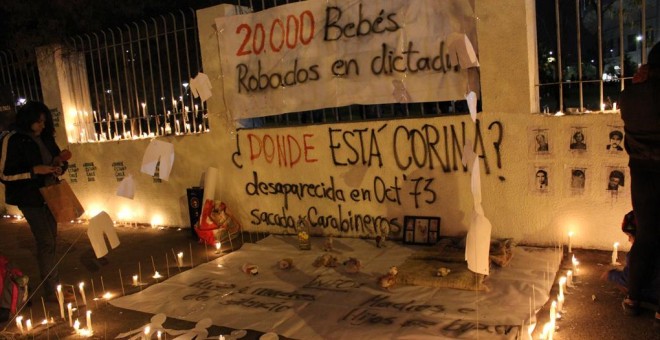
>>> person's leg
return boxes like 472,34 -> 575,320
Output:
627,168 -> 660,314
19,205 -> 59,297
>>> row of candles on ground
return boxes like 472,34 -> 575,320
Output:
12,242 -> 222,337
533,257 -> 579,340
568,231 -> 621,265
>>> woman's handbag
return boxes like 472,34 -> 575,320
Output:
39,179 -> 85,223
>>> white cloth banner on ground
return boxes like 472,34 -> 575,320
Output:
111,236 -> 562,339
215,0 -> 476,119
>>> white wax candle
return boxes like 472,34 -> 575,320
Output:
612,242 -> 619,264
157,330 -> 162,340
215,242 -> 222,252
25,319 -> 32,332
133,275 -> 139,286
86,310 -> 93,333
572,255 -> 579,275
73,318 -> 80,331
16,315 -> 24,334
79,282 -> 87,306
143,325 -> 151,340
558,277 -> 566,298
67,303 -> 73,327
177,252 -> 184,267
567,270 -> 574,287
557,294 -> 564,312
568,231 -> 573,253
549,300 -> 557,325
56,285 -> 65,319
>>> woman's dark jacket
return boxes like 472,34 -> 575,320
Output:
0,130 -> 66,207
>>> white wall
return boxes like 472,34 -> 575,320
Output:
3,0 -> 632,251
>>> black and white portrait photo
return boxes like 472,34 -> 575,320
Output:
606,129 -> 624,152
569,128 -> 587,151
532,166 -> 551,193
530,127 -> 550,154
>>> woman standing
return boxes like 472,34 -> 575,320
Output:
0,101 -> 68,301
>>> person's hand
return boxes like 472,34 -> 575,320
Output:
633,64 -> 649,83
32,165 -> 57,175
53,166 -> 63,176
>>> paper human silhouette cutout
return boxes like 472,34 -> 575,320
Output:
141,139 -> 174,181
87,211 -> 120,258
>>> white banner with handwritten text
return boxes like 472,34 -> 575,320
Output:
215,0 -> 477,119
111,236 -> 560,339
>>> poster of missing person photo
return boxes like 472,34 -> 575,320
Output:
529,127 -> 551,155
568,166 -> 587,195
606,125 -> 625,154
605,165 -> 628,194
569,126 -> 588,152
531,164 -> 551,194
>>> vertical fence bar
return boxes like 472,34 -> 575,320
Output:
597,0 -> 604,110
554,0 -> 564,112
576,0 -> 584,112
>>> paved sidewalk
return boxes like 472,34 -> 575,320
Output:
0,217 -> 657,339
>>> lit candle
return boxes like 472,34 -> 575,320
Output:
550,300 -> 557,325
67,303 -> 73,327
56,285 -> 65,319
572,255 -> 579,275
133,275 -> 139,286
157,330 -> 162,340
215,242 -> 222,253
25,319 -> 32,332
568,231 -> 573,253
86,310 -> 93,333
613,102 -> 618,111
102,292 -> 113,300
143,325 -> 151,340
153,271 -> 162,279
177,252 -> 184,267
73,319 -> 80,332
612,242 -> 619,265
15,315 -> 24,334
567,270 -> 574,287
540,321 -> 553,340
79,282 -> 87,306
557,294 -> 565,312
558,276 -> 566,298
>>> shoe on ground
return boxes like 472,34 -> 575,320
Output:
622,297 -> 641,316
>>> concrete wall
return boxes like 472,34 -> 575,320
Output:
5,0 -> 632,251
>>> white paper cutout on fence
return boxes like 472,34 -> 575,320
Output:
447,33 -> 480,68
116,174 -> 135,199
466,91 -> 478,122
465,157 -> 492,275
140,139 -> 175,181
392,80 -> 412,103
190,73 -> 213,102
466,208 -> 492,275
87,211 -> 120,258
461,139 -> 476,168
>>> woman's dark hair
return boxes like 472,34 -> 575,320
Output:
15,101 -> 55,137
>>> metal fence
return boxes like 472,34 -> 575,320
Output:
0,50 -> 43,104
537,0 -> 658,114
65,9 -> 208,142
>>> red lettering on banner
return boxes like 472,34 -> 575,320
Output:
248,133 -> 318,168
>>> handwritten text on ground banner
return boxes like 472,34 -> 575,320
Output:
215,0 -> 476,119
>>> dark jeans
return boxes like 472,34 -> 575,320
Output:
19,204 -> 60,296
628,167 -> 660,308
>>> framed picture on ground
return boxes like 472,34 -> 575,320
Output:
403,216 -> 441,245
